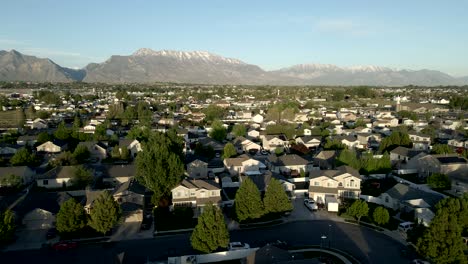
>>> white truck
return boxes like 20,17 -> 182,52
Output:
326,196 -> 339,212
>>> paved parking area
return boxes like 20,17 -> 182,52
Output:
287,198 -> 339,222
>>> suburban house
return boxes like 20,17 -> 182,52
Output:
171,179 -> 222,215
16,135 -> 38,146
261,135 -> 288,152
232,136 -> 261,154
0,144 -> 20,156
267,154 -> 309,175
308,165 -> 362,204
408,133 -> 431,151
389,146 -> 422,163
295,136 -> 321,149
29,118 -> 48,130
379,183 -> 444,223
113,178 -> 146,223
119,139 -> 142,158
98,164 -> 136,186
247,129 -> 260,139
77,141 -> 108,161
36,139 -> 68,153
224,154 -> 267,176
334,135 -> 361,149
314,150 -> 337,169
187,159 -> 209,178
36,166 -> 78,189
0,166 -> 35,186
417,154 -> 468,177
198,137 -> 225,152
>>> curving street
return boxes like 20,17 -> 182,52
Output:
1,220 -> 409,264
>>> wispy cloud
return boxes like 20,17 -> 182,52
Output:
314,18 -> 370,36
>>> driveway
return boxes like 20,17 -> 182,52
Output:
5,228 -> 48,251
287,198 -> 335,221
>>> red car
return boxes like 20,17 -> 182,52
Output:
52,241 -> 78,250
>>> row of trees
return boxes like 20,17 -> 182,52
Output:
379,131 -> 412,153
235,178 -> 292,222
56,191 -> 121,236
346,199 -> 390,226
336,149 -> 392,175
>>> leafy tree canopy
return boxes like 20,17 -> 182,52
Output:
190,204 -> 229,253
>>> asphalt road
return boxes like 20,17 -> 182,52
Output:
1,220 -> 409,264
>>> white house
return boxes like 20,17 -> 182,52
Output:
171,179 -> 222,216
308,166 -> 362,203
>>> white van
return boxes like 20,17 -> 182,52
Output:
398,222 -> 414,232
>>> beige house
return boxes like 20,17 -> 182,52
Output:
232,136 -> 261,153
308,166 -> 362,204
224,154 -> 266,176
418,155 -> 468,177
0,166 -> 35,186
295,136 -> 321,149
36,166 -> 80,189
77,141 -> 107,161
119,139 -> 142,158
267,154 -> 309,175
36,140 -> 68,153
171,179 -> 222,215
261,135 -> 287,152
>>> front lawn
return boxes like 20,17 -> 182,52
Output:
154,207 -> 197,231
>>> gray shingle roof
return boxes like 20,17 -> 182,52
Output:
384,183 -> 444,208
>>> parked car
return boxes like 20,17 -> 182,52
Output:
412,259 -> 430,264
304,198 -> 318,211
260,150 -> 269,155
46,228 -> 57,239
398,222 -> 414,232
228,242 -> 250,251
52,241 -> 78,250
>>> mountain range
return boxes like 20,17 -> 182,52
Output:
1,48 -> 467,86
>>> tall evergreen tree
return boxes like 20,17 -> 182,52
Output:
88,191 -> 121,235
209,120 -> 227,142
416,196 -> 467,264
71,165 -> 93,188
235,178 -> 264,222
232,124 -> 247,137
190,204 -> 229,253
136,131 -> 184,205
0,209 -> 15,244
10,148 -> 35,166
73,144 -> 90,163
54,121 -> 70,140
263,178 -> 293,214
56,199 -> 87,234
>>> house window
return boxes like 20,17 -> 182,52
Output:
314,182 -> 320,186
327,182 -> 332,187
211,191 -> 217,196
385,197 -> 389,203
43,179 -> 48,185
350,180 -> 355,188
190,191 -> 196,196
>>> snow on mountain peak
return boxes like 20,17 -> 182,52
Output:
132,49 -> 245,64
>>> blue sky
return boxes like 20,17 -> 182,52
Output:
1,0 -> 467,76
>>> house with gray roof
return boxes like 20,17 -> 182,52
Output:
267,154 -> 309,175
308,165 -> 362,204
379,183 -> 444,212
171,179 -> 221,216
0,166 -> 35,187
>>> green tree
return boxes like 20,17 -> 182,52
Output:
372,206 -> 390,226
232,124 -> 246,137
136,132 -> 184,205
379,131 -> 412,153
10,148 -> 35,166
235,178 -> 264,222
202,105 -> 225,122
347,200 -> 369,223
222,143 -> 237,159
427,173 -> 451,190
54,121 -> 70,140
0,174 -> 22,188
190,204 -> 229,253
37,132 -> 52,144
416,196 -> 468,264
53,151 -> 76,166
56,199 -> 87,234
120,147 -> 130,160
324,138 -> 346,150
71,165 -> 93,188
73,144 -> 90,164
209,120 -> 227,142
88,191 -> 121,234
274,147 -> 284,156
71,116 -> 82,139
0,209 -> 15,244
431,144 -> 454,155
336,149 -> 361,170
263,178 -> 293,214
